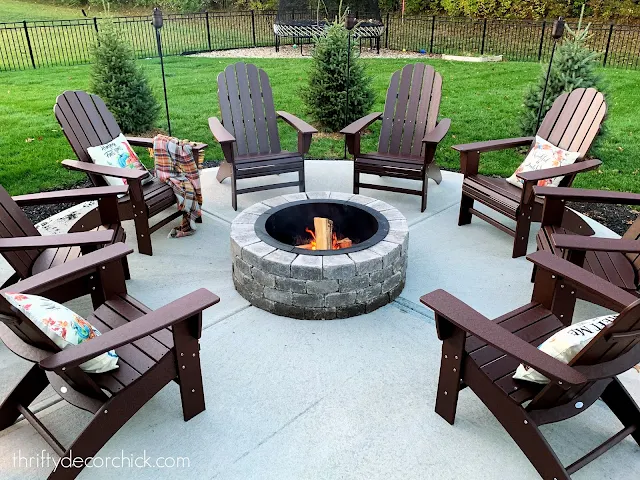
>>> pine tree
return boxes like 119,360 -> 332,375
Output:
301,12 -> 375,132
90,19 -> 160,135
520,14 -> 604,135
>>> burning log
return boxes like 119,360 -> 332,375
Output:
314,217 -> 333,250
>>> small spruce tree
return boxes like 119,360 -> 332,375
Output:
520,12 -> 604,135
90,19 -> 160,135
301,10 -> 375,132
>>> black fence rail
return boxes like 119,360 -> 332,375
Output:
1,12 -> 639,71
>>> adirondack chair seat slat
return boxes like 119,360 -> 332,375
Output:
344,63 -> 450,212
456,87 -> 607,258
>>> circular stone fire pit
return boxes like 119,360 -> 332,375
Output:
230,192 -> 408,320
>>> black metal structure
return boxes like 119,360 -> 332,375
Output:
255,200 -> 390,256
274,1 -> 384,54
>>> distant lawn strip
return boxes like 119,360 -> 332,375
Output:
0,56 -> 638,196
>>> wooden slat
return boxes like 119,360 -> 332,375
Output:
537,91 -> 569,139
76,91 -> 113,143
378,69 -> 401,153
217,69 -> 239,158
558,88 -> 597,150
426,72 -> 442,135
547,88 -> 586,147
388,64 -> 414,154
119,293 -> 174,347
224,65 -> 248,156
259,68 -> 281,154
54,101 -> 93,164
571,93 -> 606,155
410,65 -> 435,156
89,93 -> 122,138
235,63 -> 259,155
247,63 -> 270,154
400,63 -> 425,156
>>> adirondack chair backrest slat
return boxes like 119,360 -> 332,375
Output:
529,299 -> 640,410
622,217 -> 640,278
0,186 -> 41,279
537,87 -> 607,158
55,91 -> 124,187
377,64 -> 442,157
217,63 -> 281,158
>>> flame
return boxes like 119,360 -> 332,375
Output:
303,227 -> 342,250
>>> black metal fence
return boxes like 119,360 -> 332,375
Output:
1,11 -> 639,72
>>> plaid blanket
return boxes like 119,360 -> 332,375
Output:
153,135 -> 202,237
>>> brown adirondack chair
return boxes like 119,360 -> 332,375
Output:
0,183 -> 128,303
210,62 -> 318,210
0,243 -> 220,480
341,63 -> 451,212
535,186 -> 640,310
421,251 -> 640,480
454,87 -> 606,258
54,90 -> 208,256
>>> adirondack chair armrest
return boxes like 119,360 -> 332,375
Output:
527,251 -> 638,312
516,159 -> 602,183
208,117 -> 236,144
0,243 -> 133,296
340,112 -> 382,135
452,137 -> 534,154
61,160 -> 150,181
552,234 -> 640,253
124,136 -> 154,148
277,111 -> 318,135
0,231 -> 115,253
422,118 -> 451,145
13,186 -> 129,206
534,186 -> 640,206
39,289 -> 221,371
420,289 -> 588,386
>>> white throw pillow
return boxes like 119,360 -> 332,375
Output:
86,133 -> 152,187
513,314 -> 616,384
506,136 -> 581,189
2,293 -> 119,374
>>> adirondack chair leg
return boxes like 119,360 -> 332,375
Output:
173,315 -> 206,421
421,174 -> 429,213
49,357 -> 175,480
464,361 -> 570,479
299,162 -> 306,192
458,194 -> 474,226
512,215 -> 533,258
0,364 -> 49,430
216,162 -> 233,183
434,326 -> 465,424
353,169 -> 360,194
601,378 -> 640,446
122,255 -> 131,281
231,171 -> 238,211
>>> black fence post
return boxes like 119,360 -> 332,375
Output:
537,20 -> 546,61
429,16 -> 436,54
22,21 -> 36,69
603,23 -> 614,67
93,16 -> 99,33
480,18 -> 487,55
385,12 -> 389,49
251,10 -> 256,47
206,11 -> 212,50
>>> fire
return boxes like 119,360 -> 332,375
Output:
304,228 -> 341,250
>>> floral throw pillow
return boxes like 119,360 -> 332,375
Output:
506,136 -> 581,189
86,133 -> 152,187
2,293 -> 119,374
513,314 -> 616,384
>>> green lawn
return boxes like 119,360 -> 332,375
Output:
0,0 -> 153,22
1,56 -> 639,196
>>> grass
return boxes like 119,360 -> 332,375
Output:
0,0 -> 154,22
0,56 -> 639,196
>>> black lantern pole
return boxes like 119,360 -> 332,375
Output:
344,13 -> 356,159
153,8 -> 171,136
536,17 -> 565,131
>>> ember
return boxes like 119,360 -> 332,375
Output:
298,217 -> 353,251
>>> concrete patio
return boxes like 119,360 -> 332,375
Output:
0,160 -> 638,479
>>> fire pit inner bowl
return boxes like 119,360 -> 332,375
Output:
255,200 -> 390,256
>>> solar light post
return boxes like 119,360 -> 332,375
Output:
344,13 -> 356,158
153,8 -> 172,136
536,17 -> 565,131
